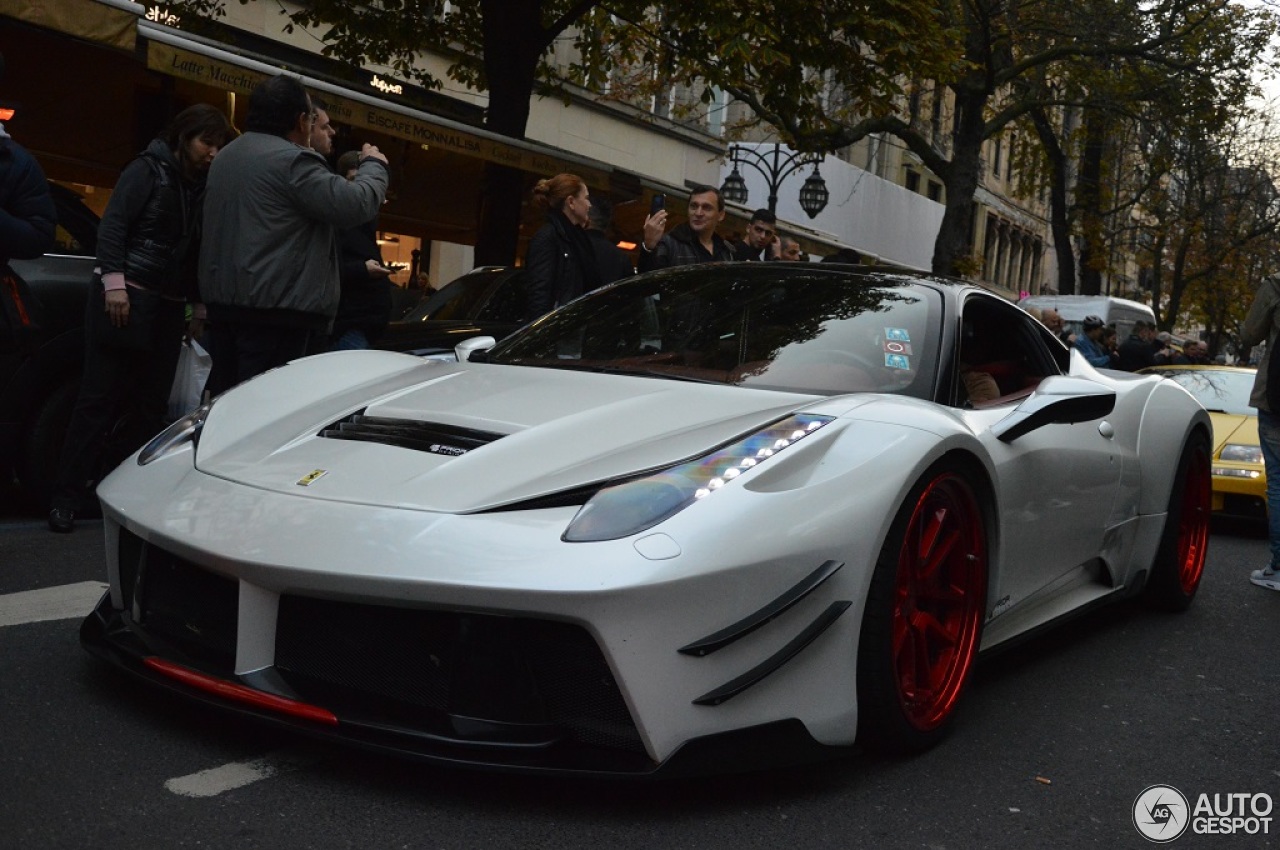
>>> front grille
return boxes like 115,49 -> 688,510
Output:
319,413 -> 506,456
274,596 -> 644,754
119,529 -> 238,669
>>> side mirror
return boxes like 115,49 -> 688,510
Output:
991,376 -> 1116,443
454,336 -> 496,362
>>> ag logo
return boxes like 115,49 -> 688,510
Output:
1134,784 -> 1190,842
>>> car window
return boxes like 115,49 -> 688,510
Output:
403,268 -> 509,322
476,272 -> 528,323
955,294 -> 1064,408
48,182 -> 98,256
1156,369 -> 1255,415
488,266 -> 941,399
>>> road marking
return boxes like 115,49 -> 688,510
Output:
0,581 -> 107,627
165,750 -> 320,798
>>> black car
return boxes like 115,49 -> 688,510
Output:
0,183 -> 98,505
377,266 -> 529,356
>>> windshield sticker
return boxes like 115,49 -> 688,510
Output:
885,353 -> 911,370
885,327 -> 911,341
884,340 -> 913,357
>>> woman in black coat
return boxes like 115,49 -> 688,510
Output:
48,104 -> 232,533
524,173 -> 602,319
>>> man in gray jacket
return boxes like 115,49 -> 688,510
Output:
1242,274 -> 1280,590
200,75 -> 388,395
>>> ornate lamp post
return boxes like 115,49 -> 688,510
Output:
719,143 -> 829,219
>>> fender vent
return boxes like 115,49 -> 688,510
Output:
319,413 -> 506,456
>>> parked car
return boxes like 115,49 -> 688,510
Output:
1142,364 -> 1264,519
377,266 -> 529,356
82,263 -> 1210,776
0,182 -> 98,505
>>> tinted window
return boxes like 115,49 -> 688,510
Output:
489,265 -> 941,398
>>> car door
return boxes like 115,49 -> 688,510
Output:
957,295 -> 1124,611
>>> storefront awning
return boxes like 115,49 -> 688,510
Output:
142,26 -> 610,188
0,0 -> 137,51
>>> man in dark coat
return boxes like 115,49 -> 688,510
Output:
731,208 -> 779,262
1115,319 -> 1158,371
637,185 -> 735,270
329,150 -> 394,350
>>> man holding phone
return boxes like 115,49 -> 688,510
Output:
638,185 -> 735,271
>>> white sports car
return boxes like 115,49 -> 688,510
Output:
82,264 -> 1211,777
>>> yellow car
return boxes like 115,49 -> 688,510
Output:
1143,365 -> 1264,518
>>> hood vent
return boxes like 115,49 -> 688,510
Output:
319,413 -> 507,457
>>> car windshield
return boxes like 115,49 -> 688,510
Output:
488,265 -> 940,398
1158,369 -> 1256,415
403,268 -> 509,322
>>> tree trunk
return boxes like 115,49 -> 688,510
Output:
1029,107 -> 1076,294
1075,110 -> 1107,296
473,0 -> 545,266
932,89 -> 988,277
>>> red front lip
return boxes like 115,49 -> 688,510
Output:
143,656 -> 339,726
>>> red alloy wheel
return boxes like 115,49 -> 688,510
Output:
890,473 -> 987,732
1175,442 -> 1211,596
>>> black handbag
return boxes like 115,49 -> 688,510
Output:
88,274 -> 163,351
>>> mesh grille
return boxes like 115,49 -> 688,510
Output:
274,596 -> 644,754
319,414 -> 506,456
125,533 -> 238,670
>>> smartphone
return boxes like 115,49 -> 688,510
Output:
649,194 -> 665,216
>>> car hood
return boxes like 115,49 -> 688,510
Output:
1207,410 -> 1258,455
196,358 -> 846,513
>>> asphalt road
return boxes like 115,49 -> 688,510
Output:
2,510 -> 1278,850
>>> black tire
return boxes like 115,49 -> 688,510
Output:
1144,430 -> 1211,612
857,460 -> 988,754
16,378 -> 79,508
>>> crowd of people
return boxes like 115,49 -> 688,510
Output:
1029,307 -> 1212,372
27,73 -> 839,534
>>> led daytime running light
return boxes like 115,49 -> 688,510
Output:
564,413 -> 833,542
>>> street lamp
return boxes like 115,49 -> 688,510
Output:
719,143 -> 829,219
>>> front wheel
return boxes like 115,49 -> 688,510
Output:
1144,430 -> 1211,612
857,461 -> 988,753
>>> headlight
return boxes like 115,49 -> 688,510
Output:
563,413 -> 833,542
1213,467 -> 1263,479
1220,443 -> 1263,464
138,402 -> 212,465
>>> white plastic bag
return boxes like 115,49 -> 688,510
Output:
168,338 -> 212,420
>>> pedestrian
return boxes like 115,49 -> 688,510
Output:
1073,315 -> 1112,367
731,208 -> 779,262
585,197 -> 633,286
328,149 -> 395,350
1115,319 -> 1158,371
524,172 -> 603,318
48,103 -> 233,533
1241,275 -> 1280,590
199,75 -> 389,396
779,235 -> 803,261
638,184 -> 735,270
309,99 -> 336,159
0,49 -> 55,271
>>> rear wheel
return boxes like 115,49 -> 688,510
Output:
857,461 -> 988,753
1144,430 -> 1211,611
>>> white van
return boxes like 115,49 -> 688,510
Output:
1018,294 -> 1156,341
